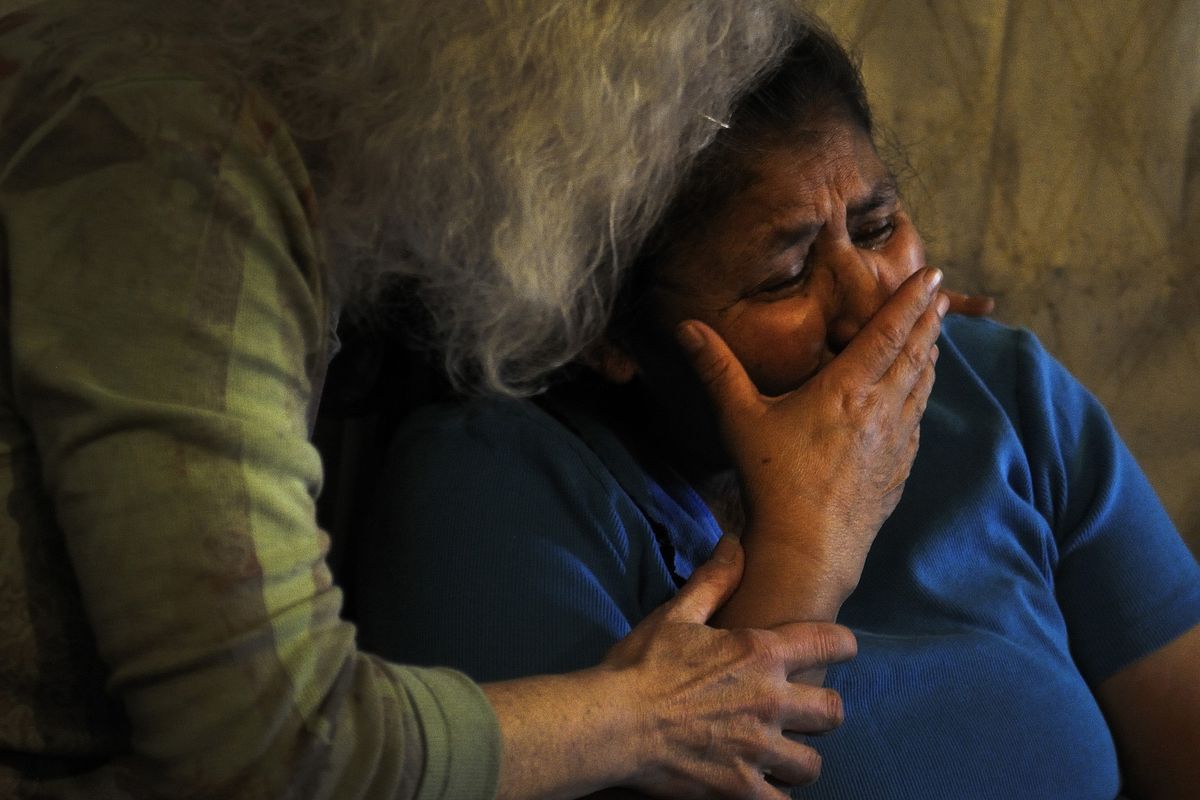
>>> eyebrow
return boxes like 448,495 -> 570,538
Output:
762,177 -> 900,255
848,179 -> 900,220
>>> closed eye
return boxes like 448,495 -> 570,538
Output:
852,216 -> 896,249
750,262 -> 810,297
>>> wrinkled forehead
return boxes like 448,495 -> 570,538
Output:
658,119 -> 894,281
751,123 -> 890,222
748,114 -> 890,201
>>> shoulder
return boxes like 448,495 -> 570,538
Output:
938,315 -> 1050,381
376,395 -> 661,569
0,6 -> 316,232
931,316 -> 1123,527
0,6 -> 329,374
391,397 -> 622,492
937,315 -> 1095,432
360,397 -> 669,677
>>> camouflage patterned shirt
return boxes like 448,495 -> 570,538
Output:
0,5 -> 500,798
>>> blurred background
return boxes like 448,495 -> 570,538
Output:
812,0 -> 1200,554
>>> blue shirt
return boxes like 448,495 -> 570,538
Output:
358,317 -> 1200,799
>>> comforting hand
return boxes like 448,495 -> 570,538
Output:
676,267 -> 948,626
604,535 -> 857,799
487,536 -> 856,800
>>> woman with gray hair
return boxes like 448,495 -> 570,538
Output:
0,0 -> 967,798
361,8 -> 1200,800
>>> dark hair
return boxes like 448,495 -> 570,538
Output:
608,21 -> 872,341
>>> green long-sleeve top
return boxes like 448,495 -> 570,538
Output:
0,6 -> 501,798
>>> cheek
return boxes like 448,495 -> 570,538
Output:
725,301 -> 828,397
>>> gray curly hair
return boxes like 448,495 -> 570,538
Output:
42,0 -> 812,395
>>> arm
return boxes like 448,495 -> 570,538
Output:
1095,623 -> 1200,799
5,77 -> 498,798
1005,326 -> 1200,799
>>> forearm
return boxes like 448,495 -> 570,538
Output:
485,667 -> 641,800
714,548 -> 849,629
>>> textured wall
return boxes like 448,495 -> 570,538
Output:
810,0 -> 1200,554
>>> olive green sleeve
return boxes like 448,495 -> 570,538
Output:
0,72 -> 499,799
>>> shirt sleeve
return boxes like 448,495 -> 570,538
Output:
356,400 -> 668,683
1011,328 -> 1200,684
1,73 -> 499,799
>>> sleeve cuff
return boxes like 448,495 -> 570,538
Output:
407,667 -> 501,800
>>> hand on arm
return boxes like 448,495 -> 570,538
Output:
677,267 -> 949,630
486,535 -> 857,800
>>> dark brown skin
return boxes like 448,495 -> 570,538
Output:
592,119 -> 947,634
591,113 -> 1198,798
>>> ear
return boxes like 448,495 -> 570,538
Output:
579,338 -> 640,384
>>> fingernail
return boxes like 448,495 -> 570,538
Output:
676,321 -> 705,354
926,268 -> 944,290
936,294 -> 950,318
931,343 -> 940,363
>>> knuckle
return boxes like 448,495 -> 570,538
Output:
903,340 -> 926,371
745,724 -> 776,756
877,320 -> 908,353
734,627 -> 777,662
918,370 -> 936,399
756,687 -> 785,723
839,385 -> 878,420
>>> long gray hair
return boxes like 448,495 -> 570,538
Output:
38,0 -> 811,394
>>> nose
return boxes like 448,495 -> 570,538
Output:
822,244 -> 895,353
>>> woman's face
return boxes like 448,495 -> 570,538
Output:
614,115 -> 926,468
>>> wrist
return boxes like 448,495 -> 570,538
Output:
486,667 -> 641,800
583,662 -> 659,788
717,524 -> 862,626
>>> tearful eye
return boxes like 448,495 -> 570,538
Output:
853,217 -> 896,249
751,263 -> 810,298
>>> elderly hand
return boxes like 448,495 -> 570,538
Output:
675,267 -> 948,628
488,536 -> 856,800
605,535 -> 856,799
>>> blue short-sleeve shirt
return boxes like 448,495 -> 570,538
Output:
358,317 -> 1200,799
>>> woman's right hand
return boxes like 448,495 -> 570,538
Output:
675,267 -> 949,626
602,535 -> 857,799
489,536 -> 857,800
